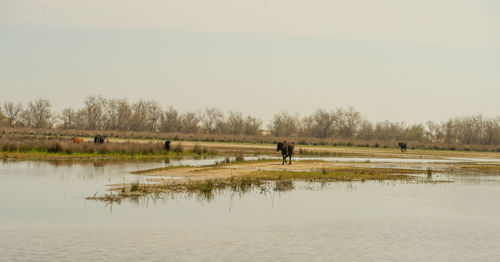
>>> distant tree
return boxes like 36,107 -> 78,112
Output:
333,107 -> 362,139
426,121 -> 444,142
244,116 -> 263,136
453,115 -> 481,144
83,95 -> 107,130
59,108 -> 77,129
482,118 -> 500,145
115,99 -> 132,130
357,120 -> 374,140
199,107 -> 224,134
374,121 -> 405,141
226,111 -> 245,135
311,109 -> 335,138
2,102 -> 23,127
442,119 -> 455,144
404,124 -> 426,142
129,100 -> 147,131
180,112 -> 200,133
160,106 -> 182,132
25,98 -> 52,128
146,100 -> 163,132
104,99 -> 125,130
268,111 -> 299,137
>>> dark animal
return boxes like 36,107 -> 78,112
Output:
277,141 -> 295,165
398,142 -> 407,153
94,135 -> 108,144
165,140 -> 171,151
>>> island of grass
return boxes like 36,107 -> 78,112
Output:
88,160 -> 447,203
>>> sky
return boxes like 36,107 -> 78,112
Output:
1,0 -> 500,124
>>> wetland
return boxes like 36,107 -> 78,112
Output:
2,147 -> 500,261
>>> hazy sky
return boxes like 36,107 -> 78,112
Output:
1,0 -> 499,124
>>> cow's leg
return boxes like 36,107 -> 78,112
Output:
282,155 -> 285,165
289,155 -> 292,165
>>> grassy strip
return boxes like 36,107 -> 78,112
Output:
456,163 -> 500,172
88,168 -> 415,203
0,151 -> 210,161
5,127 -> 500,152
247,170 -> 412,182
131,165 -> 195,174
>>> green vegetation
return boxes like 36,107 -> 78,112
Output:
457,163 -> 500,172
426,168 -> 433,178
130,182 -> 140,192
249,170 -> 411,182
88,166 -> 417,203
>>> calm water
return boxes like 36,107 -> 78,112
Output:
1,158 -> 500,262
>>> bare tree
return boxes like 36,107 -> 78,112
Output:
374,121 -> 405,141
180,112 -> 199,133
84,95 -> 107,130
115,99 -> 132,131
404,124 -> 426,141
160,106 -> 181,132
333,107 -> 362,138
244,116 -> 263,135
454,115 -> 483,144
146,100 -> 162,132
2,102 -> 23,127
226,111 -> 245,135
311,109 -> 335,138
25,98 -> 52,128
442,119 -> 455,144
200,107 -> 224,134
59,108 -> 77,129
482,118 -> 500,145
104,99 -> 121,130
268,111 -> 299,137
130,99 -> 148,131
426,121 -> 443,142
357,120 -> 374,140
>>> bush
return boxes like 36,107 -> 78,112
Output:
173,143 -> 184,153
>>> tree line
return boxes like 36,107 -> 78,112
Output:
1,96 -> 500,146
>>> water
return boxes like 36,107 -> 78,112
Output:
1,158 -> 500,261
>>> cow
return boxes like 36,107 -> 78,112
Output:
277,140 -> 295,165
398,142 -> 407,153
94,135 -> 108,144
165,140 -> 171,151
72,138 -> 84,143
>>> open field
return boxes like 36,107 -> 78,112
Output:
4,131 -> 500,161
3,127 -> 500,153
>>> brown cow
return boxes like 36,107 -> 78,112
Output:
72,138 -> 84,143
277,140 -> 295,165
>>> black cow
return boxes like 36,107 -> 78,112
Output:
94,135 -> 108,144
398,142 -> 407,153
165,141 -> 171,151
277,141 -> 295,165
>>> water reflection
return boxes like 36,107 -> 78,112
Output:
3,159 -> 500,261
1,156 -> 499,208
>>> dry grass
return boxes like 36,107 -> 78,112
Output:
3,127 -> 500,152
88,160 -> 424,203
